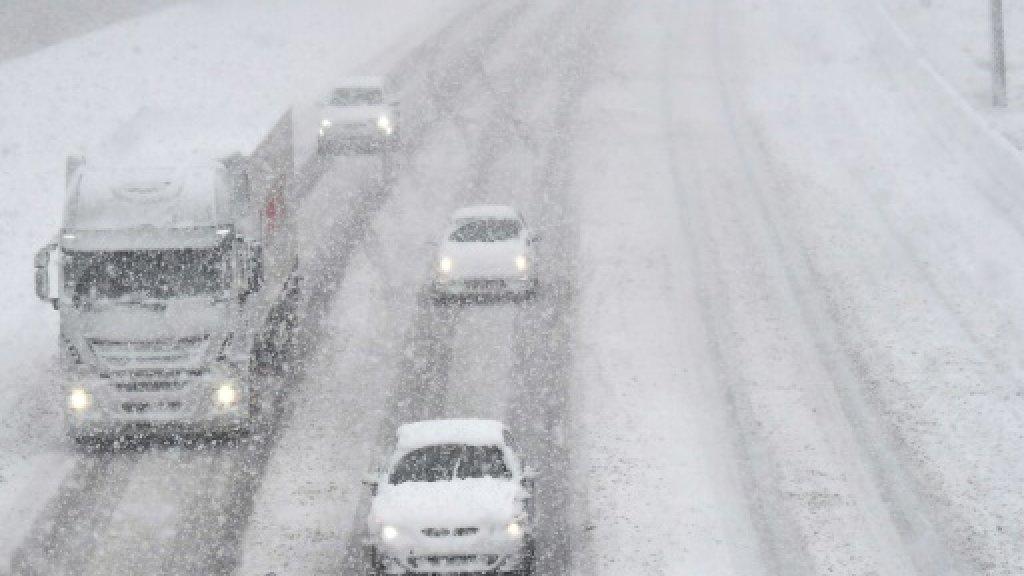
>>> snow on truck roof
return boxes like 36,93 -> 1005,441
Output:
451,205 -> 520,221
396,419 -> 506,451
65,161 -> 232,232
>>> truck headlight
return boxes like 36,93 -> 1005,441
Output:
439,256 -> 453,274
381,525 -> 399,540
377,114 -> 392,135
68,388 -> 90,411
515,255 -> 527,272
505,521 -> 523,537
215,381 -> 238,406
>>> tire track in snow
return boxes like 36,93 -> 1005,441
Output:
678,0 -> 969,573
331,3 -> 617,575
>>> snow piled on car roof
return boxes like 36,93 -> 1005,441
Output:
396,418 -> 505,450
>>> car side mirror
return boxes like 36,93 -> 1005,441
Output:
34,243 -> 59,309
521,466 -> 538,489
530,233 -> 542,243
362,470 -> 380,496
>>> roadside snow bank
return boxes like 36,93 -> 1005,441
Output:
876,0 -> 1024,147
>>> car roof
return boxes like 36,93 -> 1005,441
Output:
450,204 -> 521,221
396,419 -> 506,452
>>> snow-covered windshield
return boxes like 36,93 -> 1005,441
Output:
65,248 -> 227,302
448,219 -> 522,243
389,444 -> 510,484
330,87 -> 383,106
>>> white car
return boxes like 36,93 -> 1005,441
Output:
432,205 -> 540,300
363,419 -> 537,576
318,76 -> 399,154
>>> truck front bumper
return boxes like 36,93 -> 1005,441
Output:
64,370 -> 252,438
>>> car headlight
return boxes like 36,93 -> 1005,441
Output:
68,388 -> 90,411
506,521 -> 523,537
381,525 -> 399,540
439,256 -> 453,274
377,114 -> 392,134
515,255 -> 528,272
215,381 -> 238,406
321,118 -> 332,128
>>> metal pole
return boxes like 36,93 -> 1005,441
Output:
992,0 -> 1007,107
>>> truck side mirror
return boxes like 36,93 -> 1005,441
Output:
249,242 -> 264,295
34,244 -> 58,309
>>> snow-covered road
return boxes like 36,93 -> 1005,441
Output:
4,0 -> 1024,575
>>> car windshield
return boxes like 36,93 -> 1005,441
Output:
65,248 -> 227,303
330,87 -> 383,106
389,444 -> 511,484
448,219 -> 522,243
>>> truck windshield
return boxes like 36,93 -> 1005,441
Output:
65,248 -> 226,302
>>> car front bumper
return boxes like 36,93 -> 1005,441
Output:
319,125 -> 394,152
371,537 -> 532,575
433,276 -> 536,297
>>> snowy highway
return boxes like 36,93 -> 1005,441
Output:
2,0 -> 1024,575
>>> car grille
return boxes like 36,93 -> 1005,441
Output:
421,527 -> 480,537
463,279 -> 506,290
407,555 -> 500,569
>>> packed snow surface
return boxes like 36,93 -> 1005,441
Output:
3,0 -> 1024,575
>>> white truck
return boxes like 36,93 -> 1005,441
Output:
33,107 -> 302,441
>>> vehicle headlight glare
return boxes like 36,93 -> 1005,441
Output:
216,382 -> 238,405
515,255 -> 527,272
439,256 -> 453,274
321,118 -> 332,128
506,521 -> 523,537
382,525 -> 399,540
377,114 -> 392,134
69,388 -> 90,411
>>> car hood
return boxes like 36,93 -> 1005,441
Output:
440,240 -> 525,277
369,478 -> 524,529
322,105 -> 390,123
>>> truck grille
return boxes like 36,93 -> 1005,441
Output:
421,527 -> 479,537
88,335 -> 209,367
114,377 -> 188,392
121,401 -> 183,413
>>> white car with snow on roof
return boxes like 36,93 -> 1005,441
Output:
363,419 -> 537,576
432,205 -> 540,301
317,77 -> 399,155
